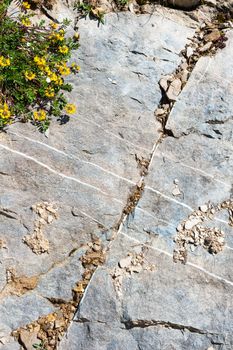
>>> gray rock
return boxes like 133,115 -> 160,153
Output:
167,31 -> 233,141
0,9 -> 194,341
0,343 -> 21,350
0,294 -> 54,330
61,234 -> 233,349
61,23 -> 233,350
35,251 -> 84,301
166,78 -> 182,100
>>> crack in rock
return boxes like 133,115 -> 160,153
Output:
122,319 -> 218,336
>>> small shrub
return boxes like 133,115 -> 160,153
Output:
115,0 -> 129,7
74,2 -> 105,24
0,0 -> 80,132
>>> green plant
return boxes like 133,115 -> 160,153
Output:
33,341 -> 47,350
115,0 -> 129,7
0,0 -> 80,132
74,2 -> 105,24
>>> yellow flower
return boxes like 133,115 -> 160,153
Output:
48,71 -> 58,82
34,56 -> 46,68
0,56 -> 10,67
57,64 -> 71,76
58,45 -> 69,54
49,22 -> 58,30
25,71 -> 36,80
22,1 -> 30,10
33,110 -> 46,121
56,76 -> 63,86
65,104 -> 76,114
49,31 -> 64,42
0,103 -> 11,119
5,58 -> 10,66
0,110 -> 11,119
45,87 -> 55,98
71,63 -> 80,72
21,18 -> 31,27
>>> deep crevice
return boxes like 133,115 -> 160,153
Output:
122,319 -> 218,337
155,15 -> 231,138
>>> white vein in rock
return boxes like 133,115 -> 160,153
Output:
145,186 -> 193,210
155,153 -> 232,188
9,132 -> 136,186
0,142 -> 122,203
120,231 -> 233,288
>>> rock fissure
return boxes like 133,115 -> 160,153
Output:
0,208 -> 18,220
122,319 -> 217,336
155,18 -> 230,136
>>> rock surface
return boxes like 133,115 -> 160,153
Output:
60,24 -> 233,350
0,8 -> 197,349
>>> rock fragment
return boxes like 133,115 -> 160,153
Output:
19,326 -> 40,350
23,202 -> 58,254
204,30 -> 221,43
172,187 -> 181,196
184,218 -> 202,230
119,256 -> 132,268
199,42 -> 212,53
159,75 -> 172,92
186,46 -> 194,58
166,78 -> 182,101
200,204 -> 208,213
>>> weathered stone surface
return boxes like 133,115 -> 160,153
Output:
167,31 -> 233,141
61,24 -> 233,350
0,343 -> 20,350
61,234 -> 233,349
0,9 -> 195,347
0,294 -> 54,330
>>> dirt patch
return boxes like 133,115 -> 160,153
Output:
0,268 -> 39,298
111,246 -> 155,297
13,237 -> 106,350
23,202 -> 58,255
123,183 -> 145,216
173,199 -> 233,263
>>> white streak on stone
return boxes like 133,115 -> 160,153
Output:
145,186 -> 193,211
76,210 -> 107,228
120,231 -> 233,287
9,132 -> 136,185
0,142 -> 122,203
155,153 -> 231,188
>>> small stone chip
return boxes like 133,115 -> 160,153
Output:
199,42 -> 212,53
200,204 -> 208,213
186,46 -> 194,58
172,187 -> 181,196
184,218 -> 202,230
119,256 -> 132,269
166,78 -> 182,101
204,30 -> 221,43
